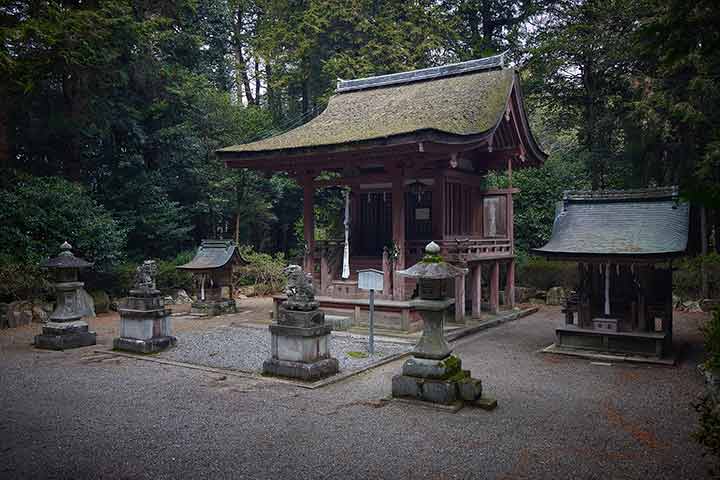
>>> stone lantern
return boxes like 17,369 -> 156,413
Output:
392,242 -> 496,410
35,242 -> 97,350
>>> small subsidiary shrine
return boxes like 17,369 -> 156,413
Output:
177,240 -> 243,316
534,187 -> 689,360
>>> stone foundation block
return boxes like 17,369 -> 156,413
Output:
458,378 -> 483,402
402,356 -> 462,379
392,374 -> 422,399
421,379 -> 458,405
113,336 -> 177,354
34,331 -> 96,350
262,357 -> 339,381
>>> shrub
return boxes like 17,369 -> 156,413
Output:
0,174 -> 127,270
702,310 -> 720,371
156,251 -> 194,291
516,255 -> 578,291
234,245 -> 287,295
674,253 -> 720,300
0,258 -> 50,302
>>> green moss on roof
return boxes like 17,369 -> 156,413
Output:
219,68 -> 515,155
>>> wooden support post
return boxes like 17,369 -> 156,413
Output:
302,177 -> 315,275
505,259 -> 515,308
392,171 -> 405,300
382,247 -> 392,298
471,264 -> 482,319
432,173 -> 446,239
506,191 -> 514,252
320,247 -> 329,295
490,261 -> 500,314
455,272 -> 466,324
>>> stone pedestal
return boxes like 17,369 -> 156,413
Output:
263,304 -> 339,381
114,288 -> 176,354
35,281 -> 96,350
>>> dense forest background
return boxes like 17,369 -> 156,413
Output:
1,0 -> 718,298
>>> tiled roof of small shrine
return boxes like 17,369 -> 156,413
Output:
218,54 -> 521,156
177,240 -> 241,270
534,187 -> 689,259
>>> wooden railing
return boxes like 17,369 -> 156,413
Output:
406,238 -> 513,264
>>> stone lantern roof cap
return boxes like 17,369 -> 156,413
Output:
397,242 -> 467,279
41,242 -> 94,269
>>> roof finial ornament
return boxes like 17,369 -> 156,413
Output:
59,241 -> 73,256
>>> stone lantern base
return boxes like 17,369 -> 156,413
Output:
262,306 -> 339,381
392,355 -> 495,409
34,320 -> 97,350
113,289 -> 176,354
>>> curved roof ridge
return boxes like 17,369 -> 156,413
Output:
336,53 -> 506,93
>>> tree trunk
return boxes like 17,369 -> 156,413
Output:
701,204 -> 709,298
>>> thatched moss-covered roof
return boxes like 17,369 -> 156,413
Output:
218,63 -> 516,157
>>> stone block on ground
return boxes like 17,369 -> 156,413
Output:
473,396 -> 498,410
8,301 -> 33,328
90,290 -> 110,314
392,375 -> 422,399
514,286 -> 537,304
546,287 -> 567,306
421,379 -> 458,405
458,378 -> 483,402
262,357 -> 339,381
174,289 -> 193,304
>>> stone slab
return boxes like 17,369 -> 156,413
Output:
113,336 -> 177,354
269,323 -> 333,338
262,357 -> 339,381
473,396 -> 498,411
34,331 -> 97,350
278,307 -> 324,328
458,378 -> 483,402
401,356 -> 460,379
42,320 -> 89,335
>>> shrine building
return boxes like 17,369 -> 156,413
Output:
217,54 -> 546,331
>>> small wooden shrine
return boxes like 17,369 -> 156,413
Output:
217,54 -> 546,331
177,239 -> 243,316
534,187 -> 689,359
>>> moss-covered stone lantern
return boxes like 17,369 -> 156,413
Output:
34,242 -> 97,350
392,242 -> 496,410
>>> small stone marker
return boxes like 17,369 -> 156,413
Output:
34,242 -> 97,350
262,265 -> 339,381
113,260 -> 177,353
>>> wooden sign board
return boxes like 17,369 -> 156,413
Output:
358,269 -> 384,291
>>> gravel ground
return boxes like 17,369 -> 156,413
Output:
0,306 -> 712,479
159,325 -> 411,373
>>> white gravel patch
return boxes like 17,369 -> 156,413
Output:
159,325 -> 412,373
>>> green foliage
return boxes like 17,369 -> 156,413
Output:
0,260 -> 49,303
693,393 -> 720,477
234,245 -> 287,295
0,175 -> 127,269
674,254 -> 720,300
517,256 -> 577,290
156,251 -> 195,292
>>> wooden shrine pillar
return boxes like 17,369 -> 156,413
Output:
471,263 -> 482,318
392,171 -> 406,300
455,272 -> 466,323
489,261 -> 500,314
432,173 -> 446,239
382,247 -> 392,298
505,259 -> 515,308
302,177 -> 315,275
